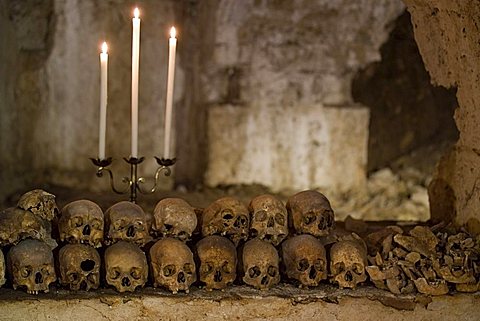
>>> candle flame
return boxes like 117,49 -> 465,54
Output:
101,42 -> 108,54
134,7 -> 140,18
170,27 -> 176,38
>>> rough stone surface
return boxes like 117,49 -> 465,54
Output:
0,286 -> 477,321
207,105 -> 369,193
404,0 -> 480,227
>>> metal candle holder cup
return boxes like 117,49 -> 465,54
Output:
90,156 -> 176,203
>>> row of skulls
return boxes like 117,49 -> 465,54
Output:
0,189 -> 478,296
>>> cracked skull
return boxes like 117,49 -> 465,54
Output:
105,241 -> 148,293
196,235 -> 237,291
0,207 -> 55,247
282,234 -> 327,287
152,198 -> 197,241
248,194 -> 288,246
59,244 -> 101,291
202,197 -> 249,246
330,237 -> 367,288
105,201 -> 151,246
59,200 -> 104,248
286,190 -> 334,237
150,238 -> 196,294
7,239 -> 56,294
242,238 -> 280,290
17,189 -> 58,221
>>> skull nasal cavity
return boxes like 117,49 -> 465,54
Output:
122,277 -> 131,287
177,272 -> 186,283
82,224 -> 91,236
309,267 -> 317,279
267,217 -> 274,228
345,271 -> 353,282
127,225 -> 136,237
35,272 -> 43,284
214,270 -> 223,282
81,259 -> 95,272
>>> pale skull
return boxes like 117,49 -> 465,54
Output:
242,238 -> 280,290
105,241 -> 148,293
105,201 -> 151,246
152,198 -> 197,241
7,239 -> 56,294
286,190 -> 334,237
196,235 -> 237,291
330,238 -> 367,288
202,197 -> 249,246
0,207 -> 55,247
17,189 -> 58,221
150,238 -> 196,294
59,200 -> 104,248
248,194 -> 288,246
282,234 -> 327,287
58,244 -> 101,291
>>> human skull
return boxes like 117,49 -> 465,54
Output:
59,200 -> 104,248
0,250 -> 5,288
150,238 -> 196,294
202,197 -> 249,246
282,234 -> 327,287
17,189 -> 58,221
196,235 -> 236,291
248,194 -> 288,246
152,198 -> 197,241
105,201 -> 151,246
329,237 -> 367,288
7,239 -> 56,294
0,207 -> 55,247
286,190 -> 334,237
58,244 -> 101,291
242,238 -> 280,290
104,241 -> 148,293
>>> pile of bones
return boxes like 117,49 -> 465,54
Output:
0,189 -> 478,295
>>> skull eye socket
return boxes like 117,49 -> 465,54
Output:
202,262 -> 214,275
20,266 -> 32,278
71,216 -> 83,228
234,215 -> 248,228
267,265 -> 277,277
110,268 -> 120,280
248,266 -> 261,278
163,264 -> 176,277
334,262 -> 345,274
68,272 -> 79,282
275,213 -> 285,226
303,212 -> 316,225
222,210 -> 234,220
314,259 -> 324,271
130,268 -> 142,280
352,263 -> 364,275
222,261 -> 232,274
255,210 -> 267,222
184,263 -> 194,274
91,219 -> 102,230
177,231 -> 189,241
298,259 -> 309,272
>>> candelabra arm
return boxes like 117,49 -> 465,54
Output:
137,165 -> 173,194
91,158 -> 131,195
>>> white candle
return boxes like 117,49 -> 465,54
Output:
164,27 -> 177,159
99,42 -> 108,160
131,8 -> 141,158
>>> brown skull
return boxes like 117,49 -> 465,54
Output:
242,238 -> 280,290
17,189 -> 58,221
7,239 -> 56,294
150,238 -> 196,294
248,194 -> 288,246
196,235 -> 236,291
59,200 -> 104,248
105,201 -> 151,246
105,241 -> 148,293
152,198 -> 197,241
202,197 -> 249,246
330,237 -> 367,288
58,244 -> 101,291
282,234 -> 327,287
0,207 -> 55,247
286,190 -> 334,237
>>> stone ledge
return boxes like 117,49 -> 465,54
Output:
0,285 -> 478,321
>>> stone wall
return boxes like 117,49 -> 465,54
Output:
403,0 -> 480,228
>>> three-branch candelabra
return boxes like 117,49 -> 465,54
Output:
90,156 -> 176,203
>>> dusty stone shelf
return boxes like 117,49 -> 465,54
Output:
0,285 -> 478,321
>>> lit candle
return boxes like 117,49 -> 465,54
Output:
164,27 -> 177,159
131,7 -> 141,158
99,42 -> 108,160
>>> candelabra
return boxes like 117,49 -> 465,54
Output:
90,156 -> 176,203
